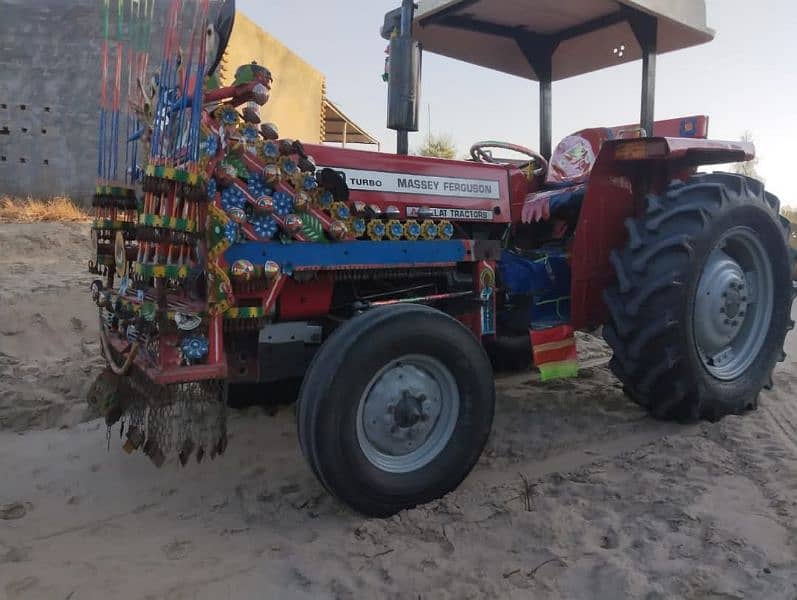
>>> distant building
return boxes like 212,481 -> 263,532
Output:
222,11 -> 379,148
0,2 -> 376,201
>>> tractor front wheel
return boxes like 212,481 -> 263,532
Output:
603,173 -> 795,421
297,304 -> 495,517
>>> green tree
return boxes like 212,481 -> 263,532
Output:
782,207 -> 797,252
416,133 -> 457,159
732,130 -> 765,183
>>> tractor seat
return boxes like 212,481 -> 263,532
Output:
521,117 -> 710,225
542,117 -> 708,189
521,127 -> 613,225
545,128 -> 613,187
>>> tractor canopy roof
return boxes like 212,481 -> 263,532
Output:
411,0 -> 714,81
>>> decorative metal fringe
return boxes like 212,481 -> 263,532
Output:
112,376 -> 228,467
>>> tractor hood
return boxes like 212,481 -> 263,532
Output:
409,0 -> 715,81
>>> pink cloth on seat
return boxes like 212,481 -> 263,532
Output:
521,193 -> 551,223
545,135 -> 598,186
521,186 -> 583,224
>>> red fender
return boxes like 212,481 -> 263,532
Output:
569,137 -> 754,330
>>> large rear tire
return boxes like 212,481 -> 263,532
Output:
603,173 -> 795,421
297,304 -> 495,517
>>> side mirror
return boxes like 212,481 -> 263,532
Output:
386,37 -> 421,132
381,8 -> 401,40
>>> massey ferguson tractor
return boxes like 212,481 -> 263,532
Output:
89,0 -> 795,517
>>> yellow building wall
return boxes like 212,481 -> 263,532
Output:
221,11 -> 325,143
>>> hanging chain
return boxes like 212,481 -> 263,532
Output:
162,400 -> 175,454
175,390 -> 187,454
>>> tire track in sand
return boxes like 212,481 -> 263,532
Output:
759,303 -> 797,450
478,358 -> 701,487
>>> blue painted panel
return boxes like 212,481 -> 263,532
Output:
680,116 -> 699,138
499,248 -> 572,329
224,240 -> 471,271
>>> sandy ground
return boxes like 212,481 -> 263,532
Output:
0,223 -> 104,432
1,222 -> 797,599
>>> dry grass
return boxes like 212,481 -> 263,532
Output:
0,196 -> 89,223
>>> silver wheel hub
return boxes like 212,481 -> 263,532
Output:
694,227 -> 774,380
357,355 -> 459,474
695,253 -> 748,358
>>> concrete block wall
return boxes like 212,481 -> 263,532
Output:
0,0 -> 104,202
0,1 -> 325,204
0,0 -> 188,203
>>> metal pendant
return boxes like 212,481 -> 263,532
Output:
114,231 -> 129,278
178,438 -> 195,467
122,425 -> 145,454
215,431 -> 228,457
144,440 -> 166,468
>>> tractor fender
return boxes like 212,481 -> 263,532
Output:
569,136 -> 754,330
609,136 -> 753,166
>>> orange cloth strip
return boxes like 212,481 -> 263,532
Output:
530,325 -> 578,368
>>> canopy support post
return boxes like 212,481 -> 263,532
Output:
398,132 -> 409,155
517,38 -> 558,160
631,14 -> 658,137
539,74 -> 552,160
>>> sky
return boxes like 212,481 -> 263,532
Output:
236,0 -> 797,206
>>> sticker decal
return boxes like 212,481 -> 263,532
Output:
317,166 -> 501,200
406,207 -> 494,221
479,261 -> 497,336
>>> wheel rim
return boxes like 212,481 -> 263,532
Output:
694,226 -> 774,380
356,354 -> 460,474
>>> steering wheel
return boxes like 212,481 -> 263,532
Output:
470,141 -> 549,177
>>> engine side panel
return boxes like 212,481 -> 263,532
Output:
306,145 -> 514,224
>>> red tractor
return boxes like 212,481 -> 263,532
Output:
91,0 -> 795,517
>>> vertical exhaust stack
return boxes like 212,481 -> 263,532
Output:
383,0 -> 422,155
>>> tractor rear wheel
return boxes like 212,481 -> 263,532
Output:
603,173 -> 795,421
297,304 -> 495,517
